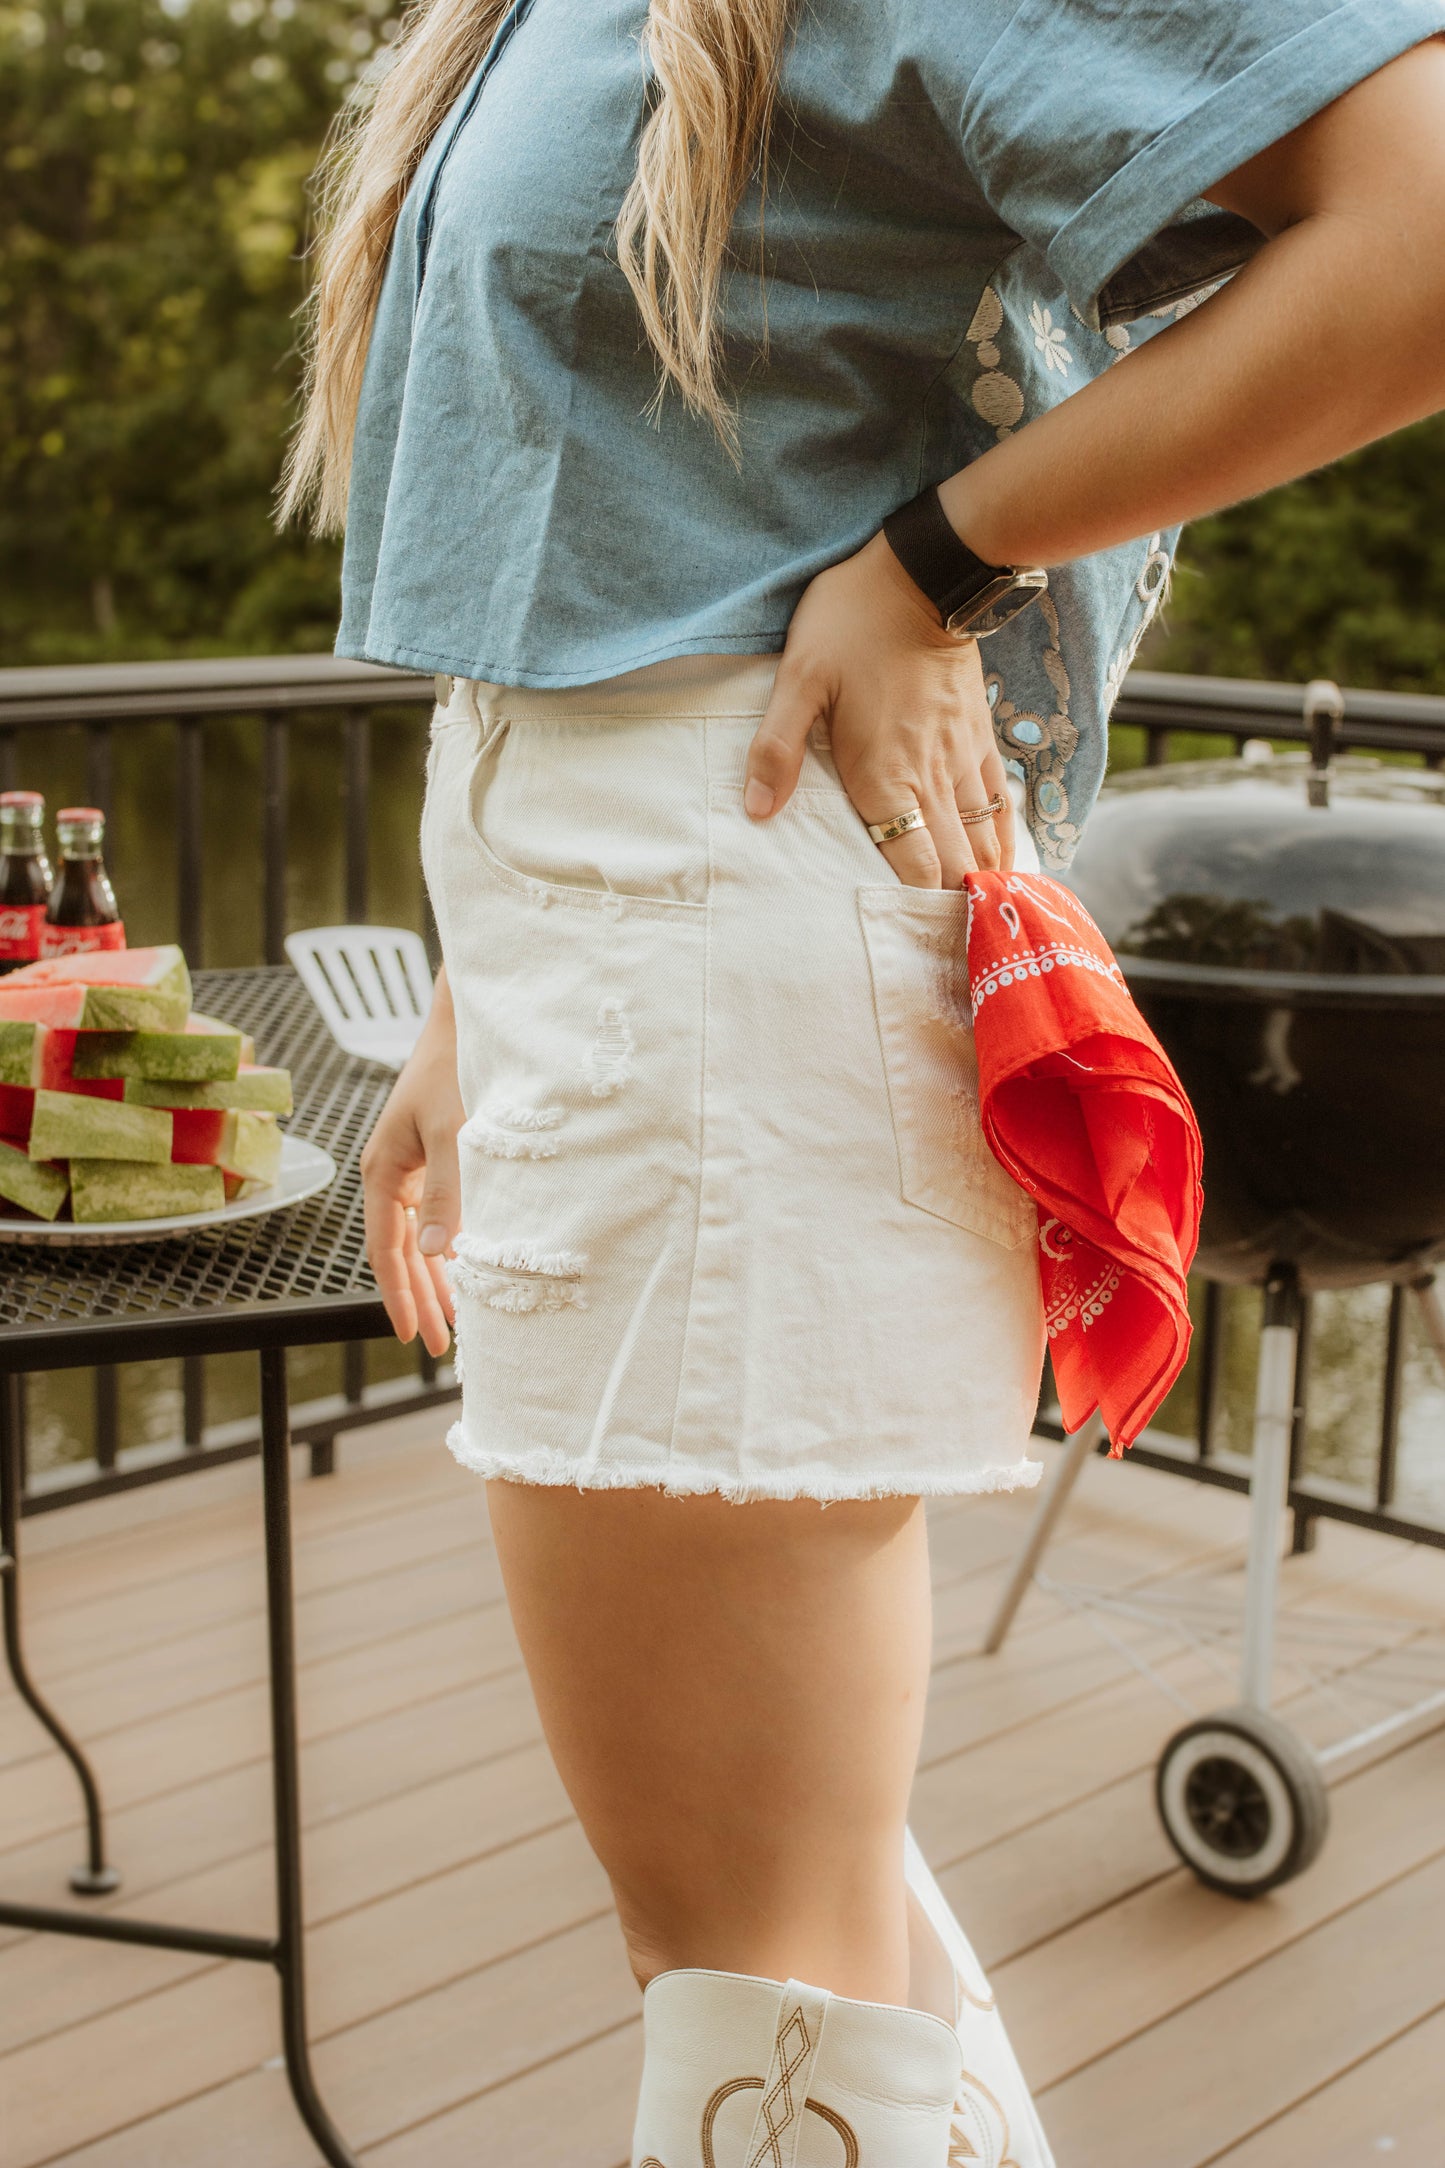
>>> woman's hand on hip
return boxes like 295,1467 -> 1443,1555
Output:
360,967 -> 462,1357
742,529 -> 1014,887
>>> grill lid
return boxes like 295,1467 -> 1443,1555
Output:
1063,751 -> 1445,982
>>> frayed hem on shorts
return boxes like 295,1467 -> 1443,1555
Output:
445,1422 -> 1044,1503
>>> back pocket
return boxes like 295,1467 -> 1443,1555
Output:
858,886 -> 1035,1250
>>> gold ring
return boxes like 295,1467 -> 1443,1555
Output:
958,791 -> 1006,827
866,806 -> 927,845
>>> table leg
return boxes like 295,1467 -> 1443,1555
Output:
259,1346 -> 363,2168
0,1374 -> 120,1896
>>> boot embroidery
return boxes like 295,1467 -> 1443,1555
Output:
643,2022 -> 861,2168
749,2003 -> 813,2168
648,2074 -> 860,2168
947,2066 -> 1018,2168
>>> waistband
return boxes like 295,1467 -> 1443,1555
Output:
441,650 -> 783,725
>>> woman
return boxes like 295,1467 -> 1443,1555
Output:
285,5 -> 1445,2159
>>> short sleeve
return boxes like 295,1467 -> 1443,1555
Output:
960,0 -> 1445,329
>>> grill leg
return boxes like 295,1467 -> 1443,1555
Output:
1411,1273 -> 1445,1376
1240,1268 -> 1303,1712
259,1348 -> 361,2168
0,1375 -> 120,1896
982,1410 -> 1105,1654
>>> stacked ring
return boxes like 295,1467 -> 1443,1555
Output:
866,806 -> 927,844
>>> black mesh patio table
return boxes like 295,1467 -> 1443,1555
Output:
0,966 -> 393,1364
0,965 -> 416,2168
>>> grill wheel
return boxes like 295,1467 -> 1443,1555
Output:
1155,1705 -> 1330,1897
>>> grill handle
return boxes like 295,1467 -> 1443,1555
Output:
1304,678 -> 1345,807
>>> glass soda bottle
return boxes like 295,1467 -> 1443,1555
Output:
0,791 -> 55,974
41,806 -> 126,958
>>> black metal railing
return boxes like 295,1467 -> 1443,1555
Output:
1036,1272 -> 1445,1557
1,657 -> 444,1515
0,655 -> 435,962
2,654 -> 1443,1534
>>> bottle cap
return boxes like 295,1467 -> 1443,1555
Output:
57,807 -> 105,824
0,791 -> 44,808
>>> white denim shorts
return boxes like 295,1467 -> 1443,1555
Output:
422,652 -> 1046,1502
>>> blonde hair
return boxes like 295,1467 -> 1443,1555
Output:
279,0 -> 790,532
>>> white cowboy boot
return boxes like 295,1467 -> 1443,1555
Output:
632,1966 -> 963,2167
905,1828 -> 1057,2168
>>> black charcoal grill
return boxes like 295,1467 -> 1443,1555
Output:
1062,730 -> 1445,1289
986,702 -> 1445,1898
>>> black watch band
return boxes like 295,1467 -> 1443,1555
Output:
881,486 -> 1047,637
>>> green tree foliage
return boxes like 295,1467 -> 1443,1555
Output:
1148,413 -> 1445,694
3,1 -> 1442,687
0,0 -> 390,664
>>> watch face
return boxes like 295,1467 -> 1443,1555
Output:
947,568 -> 1049,638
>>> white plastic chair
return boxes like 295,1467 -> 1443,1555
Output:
285,926 -> 434,1070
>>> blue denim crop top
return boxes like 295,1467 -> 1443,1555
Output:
337,0 -> 1443,865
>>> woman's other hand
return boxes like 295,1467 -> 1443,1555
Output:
360,965 -> 463,1357
742,529 -> 1015,887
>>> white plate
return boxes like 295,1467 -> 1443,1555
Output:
0,1136 -> 337,1247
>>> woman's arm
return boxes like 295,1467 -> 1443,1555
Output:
745,38 -> 1445,888
942,39 -> 1445,566
360,961 -> 463,1355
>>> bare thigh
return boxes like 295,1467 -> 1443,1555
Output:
485,1480 -> 931,2003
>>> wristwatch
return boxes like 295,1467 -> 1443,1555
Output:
881,485 -> 1048,637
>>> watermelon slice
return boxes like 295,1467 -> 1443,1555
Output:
190,1012 -> 257,1066
0,1019 -> 45,1088
1,945 -> 190,1031
41,1029 -> 124,1098
171,1108 -> 281,1184
0,1081 -> 32,1140
0,1075 -> 118,1139
0,1137 -> 68,1221
28,1089 -> 171,1165
70,1158 -> 224,1223
0,984 -> 90,1029
0,1020 -> 121,1098
125,1063 -> 293,1115
73,1019 -> 242,1084
222,1171 -> 270,1202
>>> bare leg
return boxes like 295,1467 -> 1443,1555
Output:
486,1481 -> 931,2004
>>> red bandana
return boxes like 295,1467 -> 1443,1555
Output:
962,871 -> 1203,1453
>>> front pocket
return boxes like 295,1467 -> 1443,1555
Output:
458,713 -> 707,918
858,886 -> 1036,1250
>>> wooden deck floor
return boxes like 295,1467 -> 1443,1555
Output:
3,1413 -> 1445,2167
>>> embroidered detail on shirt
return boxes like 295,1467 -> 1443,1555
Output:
1102,531 -> 1173,716
581,1002 -> 634,1096
962,259 -> 1186,874
988,585 -> 1081,867
1029,301 -> 1073,376
965,284 -> 1025,440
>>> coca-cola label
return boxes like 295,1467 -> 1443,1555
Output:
38,920 -> 127,959
0,904 -> 46,961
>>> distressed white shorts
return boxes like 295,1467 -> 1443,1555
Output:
421,652 -> 1046,1502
